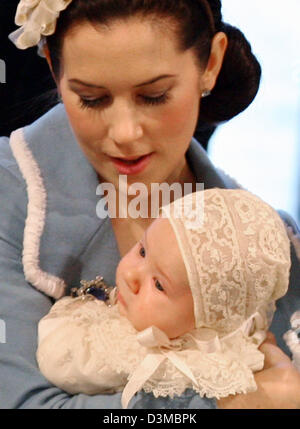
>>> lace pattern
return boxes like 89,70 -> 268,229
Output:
162,189 -> 291,335
37,297 -> 264,402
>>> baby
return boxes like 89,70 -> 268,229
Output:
36,188 -> 291,408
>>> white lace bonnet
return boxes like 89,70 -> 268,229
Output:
160,188 -> 291,337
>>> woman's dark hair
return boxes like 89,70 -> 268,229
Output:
47,0 -> 261,125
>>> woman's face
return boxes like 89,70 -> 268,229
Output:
56,17 -> 206,190
116,217 -> 195,339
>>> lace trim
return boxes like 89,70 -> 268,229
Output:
37,298 -> 265,406
142,340 -> 259,400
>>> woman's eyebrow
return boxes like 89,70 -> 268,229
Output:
134,74 -> 177,88
68,79 -> 105,89
68,74 -> 177,89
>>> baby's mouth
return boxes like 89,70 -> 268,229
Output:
117,290 -> 127,308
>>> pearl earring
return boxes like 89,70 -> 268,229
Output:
201,90 -> 211,98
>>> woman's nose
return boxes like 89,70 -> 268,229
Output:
107,101 -> 143,144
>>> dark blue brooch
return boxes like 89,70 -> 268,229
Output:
71,276 -> 115,305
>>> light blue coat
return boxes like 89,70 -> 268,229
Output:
0,104 -> 299,409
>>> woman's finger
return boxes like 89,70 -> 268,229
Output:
263,331 -> 277,345
259,342 -> 292,370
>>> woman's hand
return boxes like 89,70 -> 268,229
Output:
217,332 -> 300,409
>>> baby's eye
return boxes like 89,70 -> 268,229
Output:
139,245 -> 146,258
155,280 -> 164,292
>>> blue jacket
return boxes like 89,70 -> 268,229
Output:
0,104 -> 299,409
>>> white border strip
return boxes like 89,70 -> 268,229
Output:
10,129 -> 66,299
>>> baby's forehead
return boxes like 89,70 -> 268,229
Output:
146,217 -> 191,294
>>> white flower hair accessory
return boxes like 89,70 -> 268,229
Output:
8,0 -> 73,55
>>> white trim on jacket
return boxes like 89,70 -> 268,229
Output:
10,129 -> 66,299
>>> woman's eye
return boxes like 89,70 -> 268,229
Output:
79,96 -> 109,109
155,280 -> 164,292
139,246 -> 146,258
79,93 -> 170,110
141,93 -> 170,106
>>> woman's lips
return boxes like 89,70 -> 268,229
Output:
110,153 -> 153,175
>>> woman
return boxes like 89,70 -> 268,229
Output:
1,0 -> 299,409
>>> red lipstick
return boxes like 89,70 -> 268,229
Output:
110,153 -> 152,175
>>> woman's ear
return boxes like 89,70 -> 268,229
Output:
43,44 -> 61,95
43,45 -> 58,81
43,45 -> 53,74
202,32 -> 228,92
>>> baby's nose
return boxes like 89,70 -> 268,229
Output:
125,268 -> 141,294
128,279 -> 140,294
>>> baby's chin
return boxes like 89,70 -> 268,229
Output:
117,300 -> 127,317
116,301 -> 195,339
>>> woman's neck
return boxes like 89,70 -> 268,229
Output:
104,158 -> 198,255
113,159 -> 197,219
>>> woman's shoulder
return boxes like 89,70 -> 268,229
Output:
1,103 -> 73,155
21,103 -> 72,145
0,135 -> 22,181
0,103 -> 70,174
0,104 -> 74,212
0,103 -> 97,201
0,135 -> 27,202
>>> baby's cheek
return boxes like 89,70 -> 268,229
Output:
128,302 -> 153,332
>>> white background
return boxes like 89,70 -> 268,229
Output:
208,0 -> 300,223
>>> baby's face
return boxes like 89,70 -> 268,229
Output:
116,217 -> 195,339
